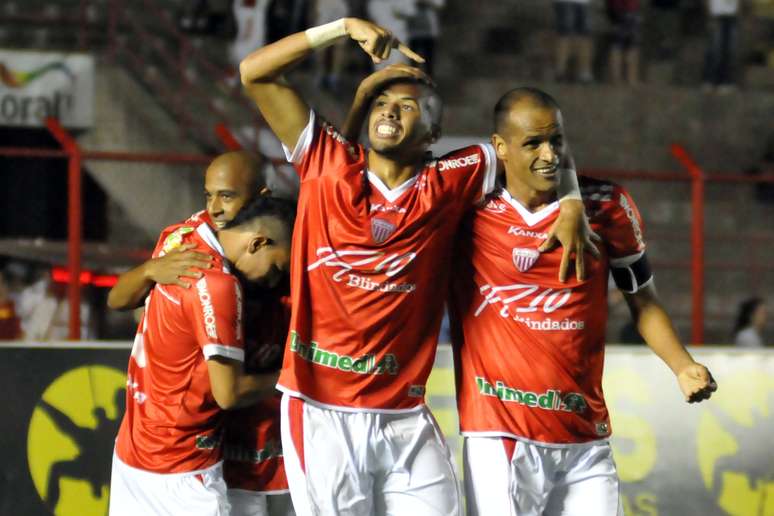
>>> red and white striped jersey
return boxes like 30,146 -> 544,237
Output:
450,178 -> 648,444
276,111 -> 498,411
115,219 -> 245,473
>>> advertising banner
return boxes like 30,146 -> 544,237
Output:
0,50 -> 94,128
2,343 -> 772,515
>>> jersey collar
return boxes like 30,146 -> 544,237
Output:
500,188 -> 559,227
366,170 -> 419,203
196,224 -> 230,274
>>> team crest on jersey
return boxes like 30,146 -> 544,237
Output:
161,226 -> 195,256
371,218 -> 396,244
512,248 -> 539,272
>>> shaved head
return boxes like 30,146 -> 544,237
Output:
494,87 -> 560,135
204,151 -> 267,229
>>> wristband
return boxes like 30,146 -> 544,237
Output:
305,19 -> 348,49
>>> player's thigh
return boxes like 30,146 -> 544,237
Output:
379,411 -> 460,516
544,443 -> 622,516
228,489 -> 269,516
266,492 -> 296,516
463,437 -> 515,516
280,394 -> 372,516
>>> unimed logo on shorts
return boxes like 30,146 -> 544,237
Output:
27,365 -> 126,515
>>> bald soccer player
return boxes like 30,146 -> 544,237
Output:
449,88 -> 717,516
109,150 -> 296,516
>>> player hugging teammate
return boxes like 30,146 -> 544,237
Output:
106,15 -> 716,516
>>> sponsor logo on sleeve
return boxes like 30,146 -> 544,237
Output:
160,226 -> 194,256
438,153 -> 480,172
196,278 -> 218,340
619,193 -> 644,248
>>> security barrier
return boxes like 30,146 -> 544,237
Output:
3,342 -> 772,516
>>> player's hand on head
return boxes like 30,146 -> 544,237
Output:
538,199 -> 601,283
357,64 -> 434,100
345,18 -> 425,65
677,363 -> 717,403
147,243 -> 213,288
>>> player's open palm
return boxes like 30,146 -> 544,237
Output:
345,18 -> 424,64
147,243 -> 212,288
677,363 -> 717,403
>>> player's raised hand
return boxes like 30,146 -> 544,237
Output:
539,199 -> 601,282
146,243 -> 212,288
345,18 -> 425,64
677,363 -> 717,403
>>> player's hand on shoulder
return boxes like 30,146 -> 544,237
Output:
676,363 -> 717,403
147,243 -> 212,288
345,18 -> 425,64
539,199 -> 601,283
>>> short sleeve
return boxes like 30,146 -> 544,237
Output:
282,110 -> 361,181
605,186 -> 646,262
188,274 -> 244,362
436,143 -> 498,205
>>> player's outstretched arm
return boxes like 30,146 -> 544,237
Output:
342,64 -> 434,142
623,284 -> 717,403
241,18 -> 424,150
206,357 -> 279,410
107,244 -> 212,310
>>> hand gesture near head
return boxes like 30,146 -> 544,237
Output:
345,18 -> 425,65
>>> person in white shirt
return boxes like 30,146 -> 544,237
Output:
733,297 -> 767,348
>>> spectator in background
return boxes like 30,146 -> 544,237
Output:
733,297 -> 767,347
368,0 -> 417,67
607,0 -> 642,85
407,0 -> 445,75
230,0 -> 272,72
312,0 -> 351,92
649,0 -> 682,60
0,270 -> 22,340
702,0 -> 740,93
554,0 -> 595,83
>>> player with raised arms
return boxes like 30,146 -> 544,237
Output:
448,87 -> 717,515
239,17 -> 595,515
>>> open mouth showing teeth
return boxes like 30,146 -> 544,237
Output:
375,123 -> 399,137
534,167 -> 557,176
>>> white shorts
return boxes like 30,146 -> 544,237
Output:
463,436 -> 623,516
280,394 -> 461,516
228,489 -> 295,516
108,454 -> 229,516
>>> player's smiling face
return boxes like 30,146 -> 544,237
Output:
367,82 -> 435,158
204,164 -> 254,230
495,103 -> 565,196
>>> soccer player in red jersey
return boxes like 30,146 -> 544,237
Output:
240,17 -> 593,515
448,88 -> 717,515
108,151 -> 296,516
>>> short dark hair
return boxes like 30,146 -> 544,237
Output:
375,77 -> 443,127
223,195 -> 296,232
493,87 -> 561,134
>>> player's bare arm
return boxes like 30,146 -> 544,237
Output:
342,64 -> 435,142
241,18 -> 424,151
623,284 -> 717,403
206,356 -> 280,410
107,243 -> 212,310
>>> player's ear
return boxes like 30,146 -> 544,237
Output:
492,133 -> 508,161
248,234 -> 270,254
258,186 -> 272,196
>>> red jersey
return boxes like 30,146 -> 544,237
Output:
277,112 -> 497,411
450,178 -> 648,444
224,293 -> 290,492
116,220 -> 245,473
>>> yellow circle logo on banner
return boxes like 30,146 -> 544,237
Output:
697,370 -> 774,516
27,365 -> 126,516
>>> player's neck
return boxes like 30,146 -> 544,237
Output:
506,182 -> 557,213
367,149 -> 422,190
